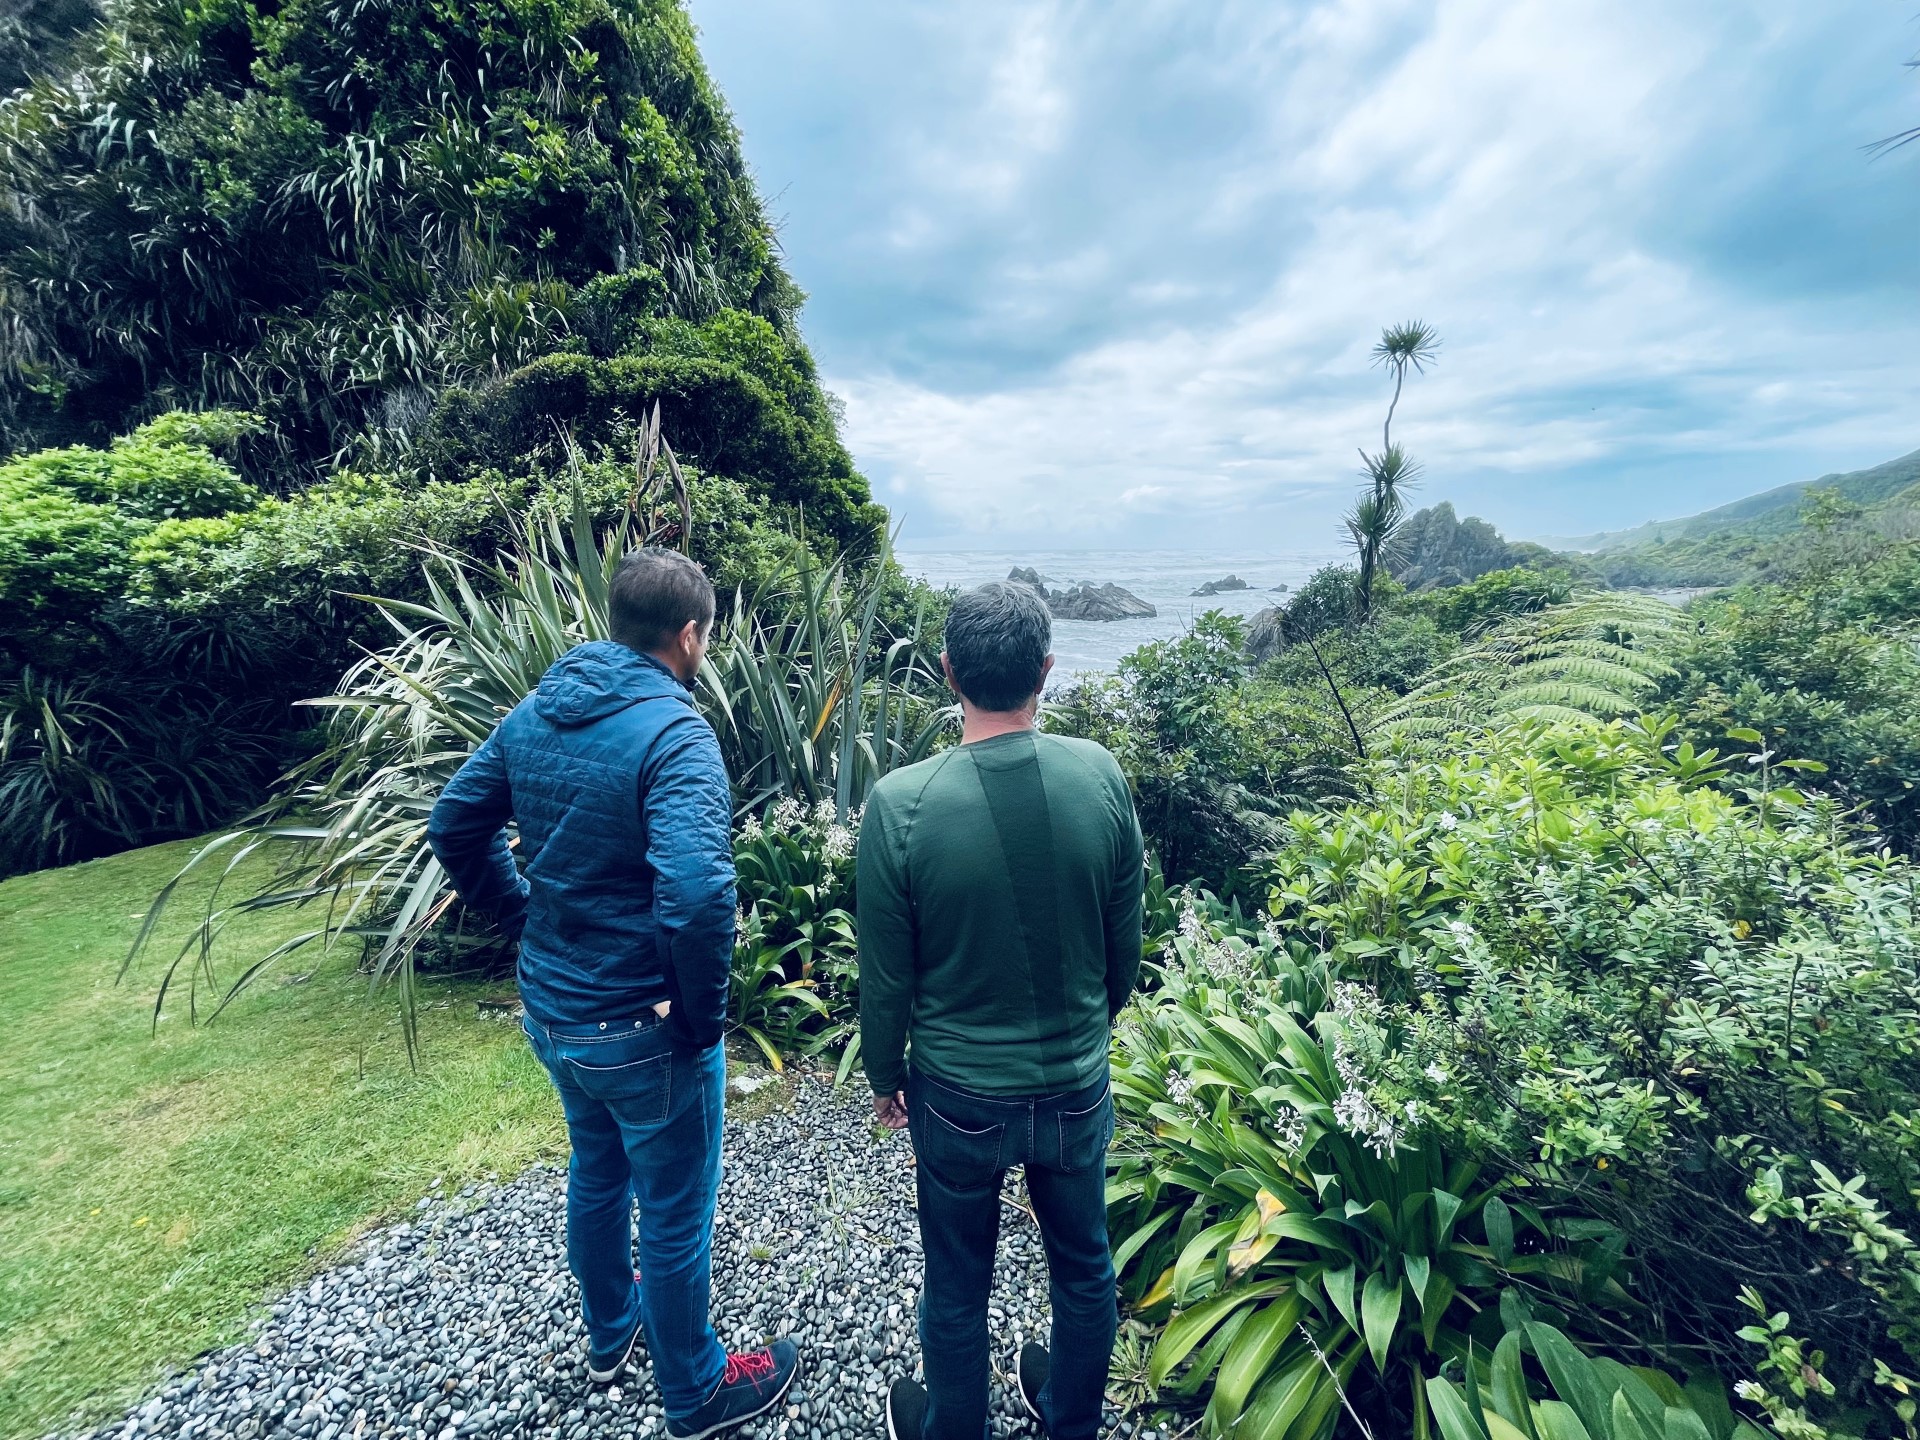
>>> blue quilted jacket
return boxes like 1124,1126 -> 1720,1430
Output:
426,641 -> 736,1050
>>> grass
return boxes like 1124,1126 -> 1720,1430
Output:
0,838 -> 568,1439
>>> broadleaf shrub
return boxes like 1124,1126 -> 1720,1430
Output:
1257,717 -> 1920,1433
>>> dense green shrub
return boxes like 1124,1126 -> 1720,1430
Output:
1261,607 -> 1455,697
0,410 -> 258,657
1259,718 -> 1920,1434
1409,565 -> 1576,635
422,344 -> 880,546
0,0 -> 810,466
1051,612 -> 1352,889
730,798 -> 860,1073
1667,544 -> 1920,852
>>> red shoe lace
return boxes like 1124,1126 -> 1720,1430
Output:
723,1349 -> 776,1385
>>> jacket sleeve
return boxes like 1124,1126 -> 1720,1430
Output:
644,714 -> 737,1053
1103,772 -> 1146,1019
426,725 -> 530,939
856,786 -> 915,1096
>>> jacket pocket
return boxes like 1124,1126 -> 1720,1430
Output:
568,1048 -> 672,1126
1055,1084 -> 1114,1174
914,1102 -> 1007,1192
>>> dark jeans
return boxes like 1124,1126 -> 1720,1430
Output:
522,1013 -> 728,1418
907,1067 -> 1117,1440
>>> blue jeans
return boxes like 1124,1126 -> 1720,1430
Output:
522,1013 -> 728,1417
907,1068 -> 1117,1440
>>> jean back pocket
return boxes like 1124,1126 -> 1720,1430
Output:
1054,1084 -> 1114,1174
914,1101 -> 1008,1192
565,1044 -> 672,1126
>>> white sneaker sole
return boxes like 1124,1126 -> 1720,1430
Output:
586,1322 -> 644,1384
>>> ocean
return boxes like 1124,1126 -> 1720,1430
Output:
896,548 -> 1345,676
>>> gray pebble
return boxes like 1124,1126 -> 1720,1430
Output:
45,1078 -> 1116,1440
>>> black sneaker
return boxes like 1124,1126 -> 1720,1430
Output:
886,1377 -> 928,1440
1016,1343 -> 1050,1430
666,1339 -> 800,1440
586,1312 -> 645,1384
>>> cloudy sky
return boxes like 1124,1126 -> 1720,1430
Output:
687,1 -> 1920,550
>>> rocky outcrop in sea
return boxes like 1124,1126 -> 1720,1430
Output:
1190,575 -> 1249,597
1005,568 -> 1156,623
1048,584 -> 1157,623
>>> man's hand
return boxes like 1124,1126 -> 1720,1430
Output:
872,1091 -> 909,1131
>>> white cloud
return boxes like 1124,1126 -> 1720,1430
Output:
694,0 -> 1920,545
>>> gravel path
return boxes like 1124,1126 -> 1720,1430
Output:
58,1076 -> 1151,1440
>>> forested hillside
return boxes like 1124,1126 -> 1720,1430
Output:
0,0 -> 885,874
1550,448 -> 1920,586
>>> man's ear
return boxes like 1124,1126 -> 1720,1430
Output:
1037,654 -> 1055,695
940,651 -> 960,695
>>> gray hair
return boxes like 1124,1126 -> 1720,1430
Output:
944,581 -> 1051,710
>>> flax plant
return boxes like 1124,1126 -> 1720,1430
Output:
126,486 -> 952,1051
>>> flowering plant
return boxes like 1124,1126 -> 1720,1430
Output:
728,797 -> 862,1072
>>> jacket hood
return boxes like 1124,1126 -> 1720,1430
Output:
534,641 -> 688,728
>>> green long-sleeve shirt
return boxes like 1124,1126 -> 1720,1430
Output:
856,729 -> 1145,1097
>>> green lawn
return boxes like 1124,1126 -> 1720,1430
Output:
0,839 -> 568,1439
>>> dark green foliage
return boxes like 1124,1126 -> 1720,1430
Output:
1409,564 -> 1575,634
1263,608 -> 1453,698
1272,721 -> 1920,1433
1666,542 -> 1920,851
0,0 -> 873,548
1051,612 -> 1352,889
0,0 -> 97,93
1272,563 -> 1363,644
423,344 -> 880,545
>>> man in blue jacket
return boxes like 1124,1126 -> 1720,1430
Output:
429,548 -> 797,1440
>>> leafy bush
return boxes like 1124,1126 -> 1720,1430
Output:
0,0 -> 815,474
1410,566 -> 1576,635
1108,910 -> 1634,1439
729,798 -> 860,1073
1051,612 -> 1352,889
1667,544 -> 1920,852
1261,609 -> 1456,697
1257,718 -> 1920,1433
0,410 -> 258,656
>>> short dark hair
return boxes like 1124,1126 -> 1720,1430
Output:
609,548 -> 716,653
944,581 -> 1051,710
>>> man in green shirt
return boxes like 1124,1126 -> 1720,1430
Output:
859,581 -> 1144,1440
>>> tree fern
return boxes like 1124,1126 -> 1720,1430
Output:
1371,592 -> 1683,739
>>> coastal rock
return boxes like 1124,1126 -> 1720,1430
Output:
1049,583 -> 1157,623
1246,606 -> 1287,664
1190,575 -> 1249,597
1269,583 -> 1290,594
1006,566 -> 1051,597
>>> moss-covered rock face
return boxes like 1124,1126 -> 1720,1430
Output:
0,0 -> 871,541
